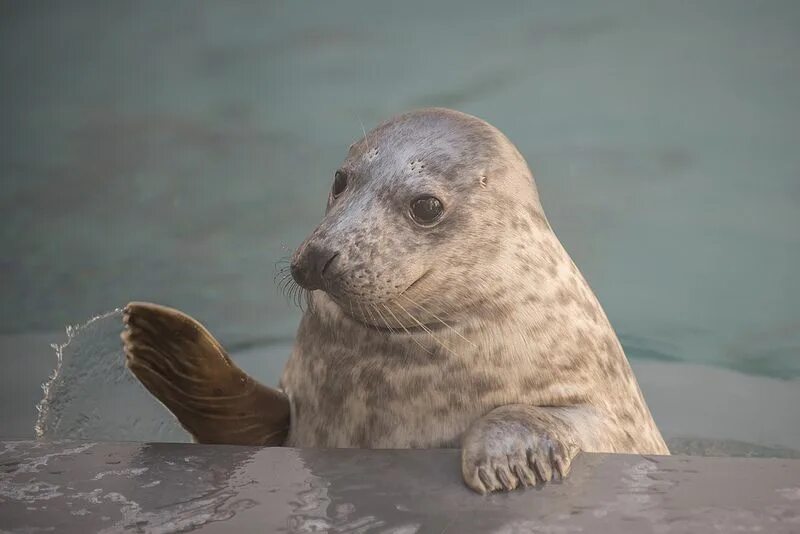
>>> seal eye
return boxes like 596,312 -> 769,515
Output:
332,170 -> 348,198
410,196 -> 444,225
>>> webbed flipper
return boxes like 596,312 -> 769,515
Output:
121,302 -> 289,446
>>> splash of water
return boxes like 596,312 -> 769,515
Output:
35,309 -> 189,443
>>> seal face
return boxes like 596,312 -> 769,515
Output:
123,108 -> 669,495
289,108 -> 539,330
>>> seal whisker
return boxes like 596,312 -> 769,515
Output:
397,293 -> 476,347
273,253 -> 312,310
380,303 -> 434,357
355,300 -> 370,326
280,277 -> 294,294
356,301 -> 367,328
393,299 -> 458,357
275,270 -> 291,295
371,304 -> 393,332
294,284 -> 304,310
276,272 -> 292,291
281,281 -> 295,304
358,114 -> 369,152
299,288 -> 311,312
273,272 -> 287,288
276,272 -> 310,311
273,257 -> 292,283
362,301 -> 382,329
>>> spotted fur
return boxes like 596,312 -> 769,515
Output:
281,109 -> 668,492
124,108 -> 668,495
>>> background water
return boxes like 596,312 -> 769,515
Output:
1,1 -> 798,453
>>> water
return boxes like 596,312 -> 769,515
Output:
35,310 -> 188,443
1,1 -> 799,451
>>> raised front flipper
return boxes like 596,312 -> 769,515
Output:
121,301 -> 290,446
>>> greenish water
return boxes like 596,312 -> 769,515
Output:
1,2 -> 799,447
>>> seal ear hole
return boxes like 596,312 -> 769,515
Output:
480,176 -> 488,188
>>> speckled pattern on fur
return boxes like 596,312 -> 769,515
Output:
123,108 -> 668,495
281,108 -> 668,493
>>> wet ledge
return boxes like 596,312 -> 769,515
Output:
1,440 -> 799,533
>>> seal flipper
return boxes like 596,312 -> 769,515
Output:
121,301 -> 289,446
460,404 -> 585,494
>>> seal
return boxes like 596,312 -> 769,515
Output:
122,108 -> 669,494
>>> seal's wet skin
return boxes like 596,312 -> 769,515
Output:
122,108 -> 669,494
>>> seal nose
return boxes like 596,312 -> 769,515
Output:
290,242 -> 339,291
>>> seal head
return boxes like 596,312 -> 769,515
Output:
290,108 -> 547,330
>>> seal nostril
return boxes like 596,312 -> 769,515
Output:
321,252 -> 339,278
290,262 -> 301,282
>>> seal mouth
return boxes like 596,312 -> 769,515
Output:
376,269 -> 446,334
330,269 -> 445,334
399,269 -> 431,297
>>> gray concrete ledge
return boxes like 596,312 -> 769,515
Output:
1,440 -> 799,533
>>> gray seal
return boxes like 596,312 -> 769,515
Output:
122,108 -> 669,494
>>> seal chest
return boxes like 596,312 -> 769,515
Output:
282,297 -> 511,449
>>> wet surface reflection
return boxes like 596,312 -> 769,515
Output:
2,441 -> 799,533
